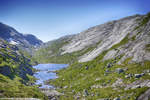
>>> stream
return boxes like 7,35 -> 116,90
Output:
33,64 -> 68,89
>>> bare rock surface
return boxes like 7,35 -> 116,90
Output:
40,88 -> 63,100
125,80 -> 150,90
137,88 -> 150,100
61,14 -> 150,63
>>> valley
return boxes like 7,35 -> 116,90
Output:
0,12 -> 150,100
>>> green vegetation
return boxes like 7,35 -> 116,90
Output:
50,55 -> 150,99
110,35 -> 129,50
0,40 -> 47,99
19,49 -> 38,65
0,74 -> 46,99
33,38 -> 72,63
140,12 -> 150,26
145,44 -> 150,52
33,38 -> 101,64
47,35 -> 150,99
134,12 -> 150,30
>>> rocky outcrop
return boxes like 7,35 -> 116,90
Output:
23,34 -> 43,46
0,39 -> 33,80
0,66 -> 12,77
40,88 -> 63,100
62,15 -> 141,61
33,12 -> 150,99
60,13 -> 150,63
0,22 -> 43,53
137,88 -> 150,100
125,80 -> 150,90
35,13 -> 150,65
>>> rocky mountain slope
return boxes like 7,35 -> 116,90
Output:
0,39 -> 46,98
34,12 -> 150,100
0,22 -> 43,53
0,23 -> 47,99
62,14 -> 150,63
33,35 -> 78,63
35,13 -> 150,65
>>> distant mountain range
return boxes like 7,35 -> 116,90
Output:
0,22 -> 43,51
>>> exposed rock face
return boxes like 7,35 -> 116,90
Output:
60,13 -> 150,63
23,34 -> 43,46
62,15 -> 140,61
33,13 -> 150,99
125,80 -> 150,90
0,66 -> 11,77
35,13 -> 150,65
137,88 -> 150,100
0,39 -> 33,80
0,22 -> 43,51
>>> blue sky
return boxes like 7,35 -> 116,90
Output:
0,0 -> 150,42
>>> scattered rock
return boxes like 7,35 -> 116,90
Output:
141,73 -> 145,76
83,89 -> 89,96
143,69 -> 150,75
106,63 -> 112,68
75,96 -> 80,100
125,74 -> 132,78
105,69 -> 109,73
63,86 -> 68,89
124,68 -> 128,71
131,85 -> 141,89
85,66 -> 89,70
113,97 -> 121,100
125,80 -> 150,90
135,74 -> 142,78
95,78 -> 101,81
91,93 -> 94,96
112,78 -> 124,87
41,89 -> 63,100
115,68 -> 124,74
104,73 -> 107,76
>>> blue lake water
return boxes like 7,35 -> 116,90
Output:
33,64 -> 68,88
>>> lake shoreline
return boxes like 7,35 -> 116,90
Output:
33,63 -> 68,89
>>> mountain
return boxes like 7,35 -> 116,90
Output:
0,39 -> 45,98
0,22 -> 43,52
0,23 -> 46,98
34,13 -> 150,64
62,14 -> 150,63
34,12 -> 150,99
33,35 -> 77,63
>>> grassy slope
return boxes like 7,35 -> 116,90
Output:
0,74 -> 46,99
49,36 -> 150,99
31,13 -> 150,99
50,58 -> 150,100
49,14 -> 150,100
0,40 -> 46,99
33,37 -> 101,64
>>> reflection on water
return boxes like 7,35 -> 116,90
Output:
33,64 -> 68,88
